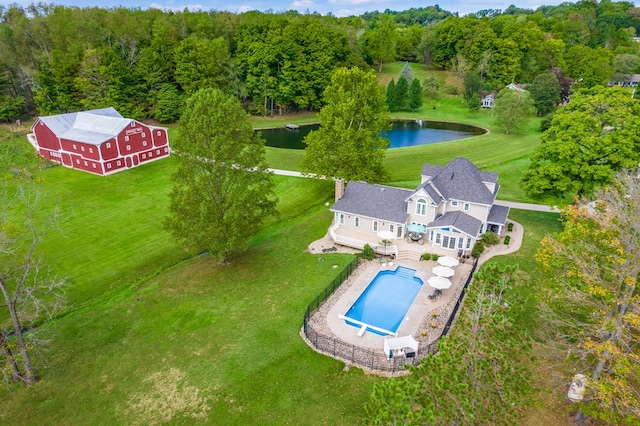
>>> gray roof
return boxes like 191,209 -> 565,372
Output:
417,157 -> 498,205
487,204 -> 510,225
426,211 -> 482,237
331,181 -> 412,223
35,107 -> 131,145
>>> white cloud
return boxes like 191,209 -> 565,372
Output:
237,5 -> 255,12
328,0 -> 385,5
292,0 -> 316,7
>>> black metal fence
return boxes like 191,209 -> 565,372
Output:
303,257 -> 480,373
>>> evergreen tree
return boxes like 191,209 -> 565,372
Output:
408,78 -> 423,110
386,79 -> 398,111
399,61 -> 415,83
395,76 -> 409,110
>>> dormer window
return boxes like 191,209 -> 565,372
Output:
464,203 -> 470,211
416,198 -> 427,216
451,200 -> 458,207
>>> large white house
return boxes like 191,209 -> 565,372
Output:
329,157 -> 510,259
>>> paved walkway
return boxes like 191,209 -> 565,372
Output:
268,168 -> 561,213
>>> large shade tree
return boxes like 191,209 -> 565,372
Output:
536,169 -> 640,425
522,87 -> 640,202
301,67 -> 390,183
164,88 -> 278,262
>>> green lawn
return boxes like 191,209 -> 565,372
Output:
0,66 -> 559,424
256,63 -> 544,203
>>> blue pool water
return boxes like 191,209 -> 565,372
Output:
344,266 -> 423,336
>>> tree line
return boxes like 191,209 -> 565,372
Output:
1,1 -> 640,121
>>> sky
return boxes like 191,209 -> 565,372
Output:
9,0 -> 636,17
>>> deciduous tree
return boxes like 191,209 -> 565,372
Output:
492,88 -> 535,134
535,169 -> 640,425
366,263 -> 535,425
0,187 -> 66,386
301,67 -> 390,183
528,72 -> 561,116
164,88 -> 277,262
522,87 -> 640,201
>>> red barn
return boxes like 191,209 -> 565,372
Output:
28,107 -> 170,176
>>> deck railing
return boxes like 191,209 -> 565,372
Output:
303,256 -> 479,373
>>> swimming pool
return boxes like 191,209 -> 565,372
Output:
342,266 -> 423,336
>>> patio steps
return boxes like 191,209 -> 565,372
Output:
396,250 -> 421,261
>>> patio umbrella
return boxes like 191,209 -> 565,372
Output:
377,230 -> 395,256
432,266 -> 455,278
377,230 -> 395,241
437,256 -> 459,267
406,224 -> 426,233
427,276 -> 452,290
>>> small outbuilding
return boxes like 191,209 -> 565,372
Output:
28,107 -> 170,176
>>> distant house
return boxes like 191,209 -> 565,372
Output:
608,74 -> 640,87
481,94 -> 495,108
506,83 -> 526,91
28,107 -> 170,176
329,157 -> 510,259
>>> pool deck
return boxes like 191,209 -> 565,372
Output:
305,219 -> 524,362
325,259 -> 472,350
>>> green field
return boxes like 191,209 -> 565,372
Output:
0,66 -> 561,424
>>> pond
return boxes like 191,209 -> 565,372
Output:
260,120 -> 485,150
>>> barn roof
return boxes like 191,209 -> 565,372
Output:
35,107 -> 133,145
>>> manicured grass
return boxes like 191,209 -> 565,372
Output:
0,65 -> 559,424
255,63 -> 544,203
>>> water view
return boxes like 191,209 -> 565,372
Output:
260,120 -> 485,150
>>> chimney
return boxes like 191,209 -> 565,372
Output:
335,178 -> 345,202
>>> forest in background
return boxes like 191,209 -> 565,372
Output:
0,1 -> 639,122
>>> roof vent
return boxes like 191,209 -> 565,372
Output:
451,172 -> 455,180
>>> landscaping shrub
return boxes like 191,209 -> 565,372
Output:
432,254 -> 439,261
362,244 -> 375,260
507,222 -> 514,232
421,253 -> 431,261
504,236 -> 511,245
471,241 -> 485,258
480,231 -> 500,246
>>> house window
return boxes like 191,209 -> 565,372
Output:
451,200 -> 458,207
339,213 -> 345,225
464,203 -> 470,211
73,144 -> 77,150
435,233 -> 441,244
354,217 -> 360,228
156,149 -> 160,155
373,221 -> 378,232
107,164 -> 112,169
142,154 -> 146,159
83,161 -> 88,166
92,163 -> 96,168
143,141 -> 147,146
117,160 -> 121,166
157,131 -> 161,136
130,122 -> 135,127
125,136 -> 129,142
416,198 -> 427,216
106,142 -> 111,149
458,238 -> 463,248
389,224 -> 395,234
76,159 -> 80,164
396,225 -> 403,238
126,145 -> 131,151
430,230 -> 434,241
142,132 -> 146,137
443,236 -> 449,247
466,238 -> 472,249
